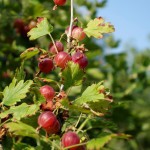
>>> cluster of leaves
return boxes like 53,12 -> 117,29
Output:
0,0 -> 149,150
0,12 -> 123,148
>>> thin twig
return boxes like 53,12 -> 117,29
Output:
67,0 -> 74,49
75,113 -> 82,128
76,115 -> 90,134
48,33 -> 58,53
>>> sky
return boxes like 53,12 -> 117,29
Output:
97,0 -> 150,52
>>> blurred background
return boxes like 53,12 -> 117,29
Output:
0,0 -> 150,149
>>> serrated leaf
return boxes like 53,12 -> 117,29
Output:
62,62 -> 84,90
0,103 -> 39,120
84,17 -> 115,39
15,63 -> 25,81
5,122 -> 39,139
2,78 -> 33,106
61,99 -> 91,114
20,47 -> 40,60
74,82 -> 104,105
88,99 -> 112,114
87,134 -> 113,149
27,18 -> 53,40
87,133 -> 131,149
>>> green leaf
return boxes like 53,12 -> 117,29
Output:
84,17 -> 115,39
88,99 -> 112,113
20,47 -> 40,60
14,63 -> 25,81
0,103 -> 39,120
14,143 -> 43,150
2,78 -> 33,106
61,99 -> 91,114
87,133 -> 131,149
27,18 -> 53,40
62,62 -> 84,90
74,82 -> 105,105
87,134 -> 113,149
73,82 -> 113,116
5,122 -> 39,139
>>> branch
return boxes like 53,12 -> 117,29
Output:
67,0 -> 74,49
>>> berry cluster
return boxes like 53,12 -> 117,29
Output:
36,15 -> 88,149
38,27 -> 88,73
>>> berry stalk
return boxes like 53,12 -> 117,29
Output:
67,0 -> 74,49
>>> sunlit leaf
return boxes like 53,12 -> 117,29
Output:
0,103 -> 39,120
74,82 -> 105,105
84,17 -> 115,39
5,122 -> 39,139
62,62 -> 84,90
87,133 -> 131,149
20,47 -> 40,60
2,78 -> 33,106
27,18 -> 53,40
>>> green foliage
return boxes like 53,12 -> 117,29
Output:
15,63 -> 26,81
2,78 -> 33,106
0,103 -> 39,120
5,121 -> 39,139
74,82 -> 105,104
84,17 -> 115,38
27,18 -> 53,40
62,62 -> 84,90
0,0 -> 149,150
87,134 -> 113,149
20,47 -> 40,60
14,143 -> 42,150
87,133 -> 131,150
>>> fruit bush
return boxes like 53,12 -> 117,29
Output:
1,0 -> 149,150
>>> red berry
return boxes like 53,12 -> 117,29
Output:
54,52 -> 71,69
38,58 -> 54,73
72,27 -> 86,41
54,0 -> 67,6
40,85 -> 55,101
21,25 -> 30,38
72,51 -> 88,69
61,131 -> 80,150
49,41 -> 64,54
13,19 -> 25,31
38,111 -> 60,134
65,25 -> 77,35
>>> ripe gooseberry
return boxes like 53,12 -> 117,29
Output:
54,52 -> 71,69
38,111 -> 60,134
72,27 -> 86,41
65,25 -> 77,35
38,58 -> 54,73
40,85 -> 55,101
49,41 -> 64,54
13,19 -> 29,38
54,0 -> 67,6
61,131 -> 80,150
13,19 -> 25,32
72,51 -> 88,69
